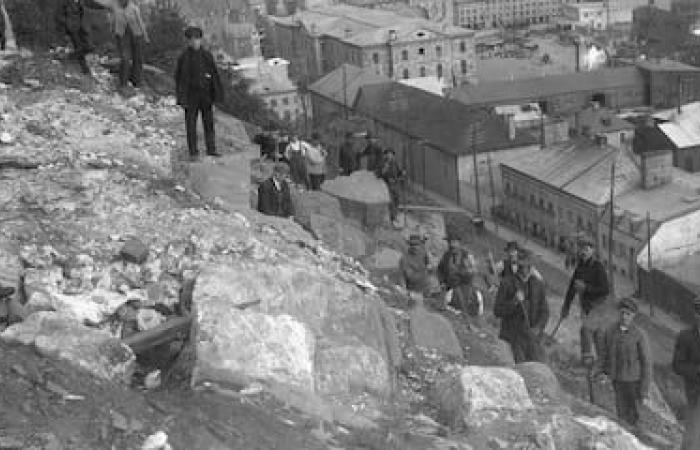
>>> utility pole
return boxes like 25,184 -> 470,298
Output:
342,63 -> 348,120
487,150 -> 498,233
539,105 -> 545,149
677,74 -> 683,114
607,157 -> 616,298
646,211 -> 653,316
472,122 -> 482,217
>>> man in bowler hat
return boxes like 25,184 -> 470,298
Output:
175,26 -> 223,161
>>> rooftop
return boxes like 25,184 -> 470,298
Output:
308,64 -> 390,107
632,125 -> 674,154
449,67 -> 643,106
615,175 -> 700,222
578,107 -> 635,133
271,4 -> 472,46
398,76 -> 449,97
353,81 -> 538,156
636,59 -> 700,73
502,139 -> 641,205
653,102 -> 700,149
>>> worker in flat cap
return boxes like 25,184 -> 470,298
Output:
175,25 -> 223,161
494,249 -> 549,363
560,234 -> 610,367
594,297 -> 652,430
257,162 -> 293,218
673,297 -> 700,412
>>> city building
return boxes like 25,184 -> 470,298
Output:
352,81 -> 538,204
449,59 -> 700,113
574,104 -> 636,149
217,22 -> 262,60
454,0 -> 560,29
559,3 -> 607,31
268,4 -> 477,84
499,139 -> 641,250
652,101 -> 700,172
234,57 -> 310,124
308,64 -> 390,129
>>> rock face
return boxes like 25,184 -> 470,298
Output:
191,263 -> 397,398
189,154 -> 253,212
410,306 -> 463,358
322,171 -> 389,229
574,416 -> 653,450
308,213 -> 370,258
434,366 -> 534,429
291,190 -> 345,230
516,362 -> 565,406
1,312 -> 135,384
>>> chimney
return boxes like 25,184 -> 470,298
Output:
507,115 -> 516,140
344,27 -> 352,38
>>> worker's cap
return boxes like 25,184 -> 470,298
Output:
407,234 -> 423,245
517,248 -> 533,263
504,240 -> 520,252
383,147 -> 395,155
184,26 -> 204,39
578,235 -> 595,248
618,297 -> 639,314
272,162 -> 289,175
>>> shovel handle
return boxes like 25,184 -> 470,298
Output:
548,316 -> 564,339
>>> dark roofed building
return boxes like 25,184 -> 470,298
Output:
635,59 -> 700,108
351,81 -> 538,202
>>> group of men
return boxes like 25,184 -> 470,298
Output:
397,231 -> 665,432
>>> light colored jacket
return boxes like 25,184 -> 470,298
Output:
305,143 -> 327,175
112,1 -> 148,38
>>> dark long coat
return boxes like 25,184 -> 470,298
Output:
257,178 -> 293,218
174,47 -> 223,108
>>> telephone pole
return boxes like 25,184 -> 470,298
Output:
487,150 -> 498,233
607,157 -> 616,297
646,211 -> 653,316
472,123 -> 482,217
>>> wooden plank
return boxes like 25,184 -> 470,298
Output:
121,315 -> 192,354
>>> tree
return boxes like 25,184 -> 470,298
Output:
216,73 -> 284,130
144,4 -> 187,73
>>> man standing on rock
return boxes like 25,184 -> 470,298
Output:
673,297 -> 700,411
560,235 -> 609,368
361,132 -> 382,173
56,0 -> 108,74
594,297 -> 652,431
399,234 -> 430,306
338,132 -> 357,176
494,250 -> 549,363
112,0 -> 149,89
257,163 -> 293,218
377,148 -> 404,225
305,133 -> 327,190
175,26 -> 223,161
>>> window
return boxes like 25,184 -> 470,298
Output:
372,52 -> 379,64
418,47 -> 425,55
460,41 -> 466,52
530,194 -> 535,205
282,97 -> 289,106
402,69 -> 409,79
602,234 -> 607,248
270,99 -> 278,107
436,45 -> 442,57
283,110 -> 291,121
437,63 -> 443,78
460,59 -> 467,74
567,211 -> 573,222
401,50 -> 408,60
538,198 -> 544,210
420,66 -> 426,77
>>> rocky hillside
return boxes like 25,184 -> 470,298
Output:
0,51 -> 684,450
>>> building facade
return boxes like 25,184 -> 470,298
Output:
560,3 -> 607,30
269,5 -> 476,84
454,0 -> 560,29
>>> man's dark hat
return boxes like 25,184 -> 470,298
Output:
618,297 -> 639,313
578,235 -> 595,247
408,234 -> 423,245
383,147 -> 395,155
504,241 -> 519,252
185,26 -> 204,39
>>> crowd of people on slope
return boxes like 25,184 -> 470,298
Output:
256,131 -> 406,223
395,229 -> 700,439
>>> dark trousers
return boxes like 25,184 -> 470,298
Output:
506,334 -> 546,364
1,32 -> 5,51
116,28 -> 143,87
309,173 -> 324,190
613,380 -> 641,427
184,100 -> 215,156
67,27 -> 92,73
388,183 -> 400,221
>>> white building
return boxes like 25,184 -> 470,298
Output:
560,3 -> 607,30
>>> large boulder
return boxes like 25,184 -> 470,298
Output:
291,190 -> 345,230
516,361 -> 566,407
308,213 -> 371,258
1,311 -> 135,384
191,262 -> 397,398
574,416 -> 653,450
434,365 -> 534,429
322,171 -> 390,229
0,241 -> 23,321
410,306 -> 463,359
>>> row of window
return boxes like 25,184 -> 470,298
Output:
397,60 -> 470,79
268,96 -> 299,108
504,181 -> 595,230
371,41 -> 469,65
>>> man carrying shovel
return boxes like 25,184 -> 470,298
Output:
559,235 -> 610,369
